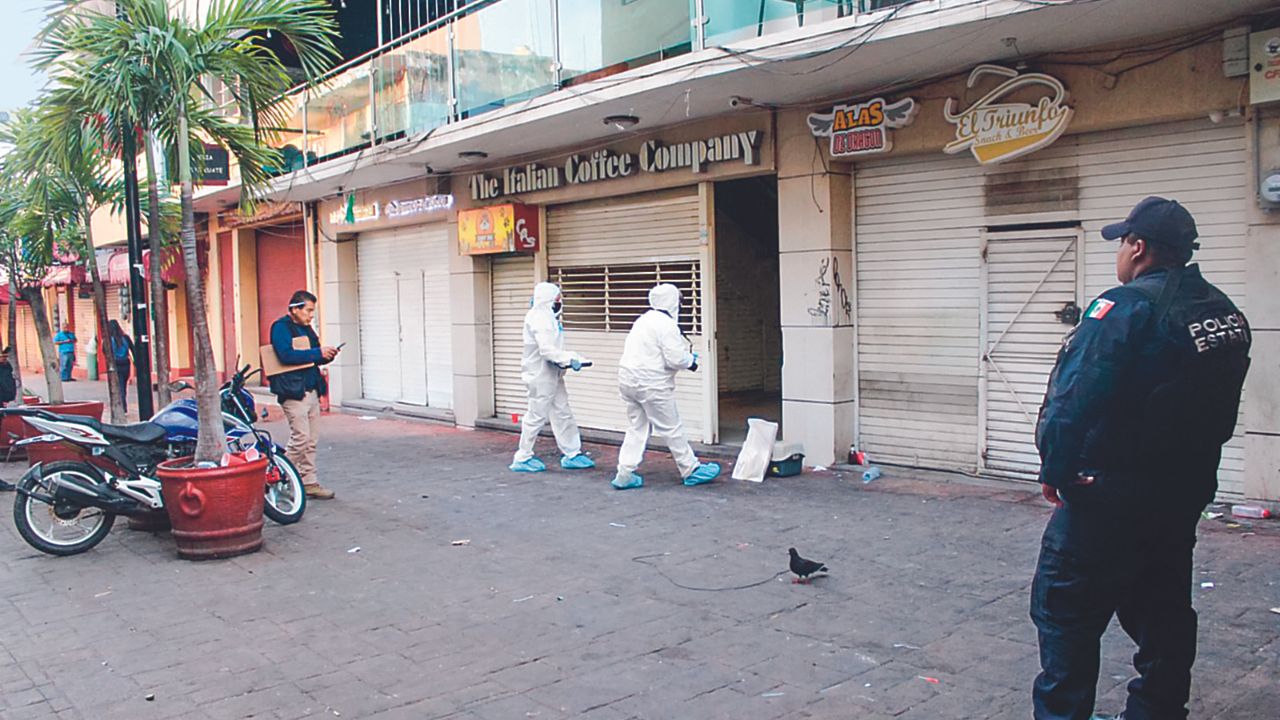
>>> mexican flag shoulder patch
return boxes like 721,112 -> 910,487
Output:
1086,298 -> 1116,320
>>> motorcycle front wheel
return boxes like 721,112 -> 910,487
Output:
263,454 -> 305,525
12,461 -> 117,556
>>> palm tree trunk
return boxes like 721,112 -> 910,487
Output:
84,215 -> 125,422
24,287 -> 63,405
7,266 -> 23,405
177,113 -> 223,464
143,135 -> 171,406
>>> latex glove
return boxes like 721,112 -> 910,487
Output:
570,358 -> 582,372
689,352 -> 699,372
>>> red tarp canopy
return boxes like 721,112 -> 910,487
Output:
105,246 -> 185,285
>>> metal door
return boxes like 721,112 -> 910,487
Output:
979,228 -> 1083,478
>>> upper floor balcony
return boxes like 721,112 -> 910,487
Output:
260,0 -> 910,170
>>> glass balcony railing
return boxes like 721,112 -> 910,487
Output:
260,0 -> 903,170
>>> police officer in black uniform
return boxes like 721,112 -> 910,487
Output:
1031,197 -> 1251,720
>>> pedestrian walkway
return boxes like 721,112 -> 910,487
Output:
0,413 -> 1276,719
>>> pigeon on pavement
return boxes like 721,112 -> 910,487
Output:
788,547 -> 828,584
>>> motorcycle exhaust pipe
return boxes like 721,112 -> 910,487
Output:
42,468 -> 136,514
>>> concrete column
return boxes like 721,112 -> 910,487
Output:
231,228 -> 260,372
776,109 -> 855,467
318,222 -> 361,406
207,215 -> 225,375
450,222 -> 493,427
1245,108 -> 1280,502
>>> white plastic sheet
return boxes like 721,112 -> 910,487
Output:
731,418 -> 779,482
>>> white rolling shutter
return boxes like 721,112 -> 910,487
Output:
547,188 -> 710,441
1076,118 -> 1248,499
358,224 -> 452,408
855,153 -> 985,472
853,118 -> 1248,499
492,254 -> 535,419
358,229 -> 401,403
420,226 -> 453,409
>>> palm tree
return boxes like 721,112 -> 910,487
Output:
38,0 -> 338,462
12,93 -> 138,421
0,110 -> 78,406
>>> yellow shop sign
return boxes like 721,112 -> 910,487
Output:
943,64 -> 1073,165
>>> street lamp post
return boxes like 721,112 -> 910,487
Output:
121,126 -> 154,419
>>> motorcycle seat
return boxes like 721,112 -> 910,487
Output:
63,416 -> 167,444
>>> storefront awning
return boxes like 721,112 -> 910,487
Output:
42,265 -> 88,287
105,246 -> 186,285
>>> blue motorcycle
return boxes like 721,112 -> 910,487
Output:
7,365 -> 304,556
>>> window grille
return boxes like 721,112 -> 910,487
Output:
550,261 -> 701,336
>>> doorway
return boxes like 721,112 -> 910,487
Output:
979,226 -> 1083,478
714,176 -> 782,445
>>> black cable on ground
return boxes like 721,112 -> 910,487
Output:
631,552 -> 789,592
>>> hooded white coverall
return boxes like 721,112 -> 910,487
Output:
513,282 -> 584,463
616,284 -> 700,479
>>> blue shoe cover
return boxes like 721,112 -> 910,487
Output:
683,462 -> 721,486
510,457 -> 547,473
561,453 -> 596,470
611,472 -> 643,490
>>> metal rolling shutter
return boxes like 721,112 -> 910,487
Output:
72,292 -> 96,372
855,153 -> 985,472
358,229 -> 404,403
492,255 -> 535,419
357,224 -> 452,408
1076,118 -> 1249,499
419,226 -> 453,409
546,188 -> 710,440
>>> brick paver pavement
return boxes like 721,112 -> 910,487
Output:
0,411 -> 1276,719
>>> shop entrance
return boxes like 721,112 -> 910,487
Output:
714,177 -> 781,445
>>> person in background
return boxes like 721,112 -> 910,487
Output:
0,347 -> 14,491
0,347 -> 16,408
108,320 -> 133,413
269,290 -> 339,500
53,322 -> 76,382
612,284 -> 720,490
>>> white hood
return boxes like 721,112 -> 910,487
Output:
648,283 -> 681,320
531,282 -> 560,312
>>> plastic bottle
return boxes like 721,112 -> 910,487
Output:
861,466 -> 881,484
1230,504 -> 1272,519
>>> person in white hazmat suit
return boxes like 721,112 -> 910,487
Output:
510,282 -> 596,473
612,284 -> 721,490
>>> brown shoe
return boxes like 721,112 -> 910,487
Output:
304,484 -> 335,500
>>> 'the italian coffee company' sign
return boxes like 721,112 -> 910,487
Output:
944,64 -> 1073,165
469,130 -> 763,201
807,97 -> 917,157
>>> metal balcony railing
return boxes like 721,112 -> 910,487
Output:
260,0 -> 910,171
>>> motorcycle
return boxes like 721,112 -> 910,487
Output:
7,366 -> 305,556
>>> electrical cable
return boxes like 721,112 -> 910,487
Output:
631,553 -> 789,592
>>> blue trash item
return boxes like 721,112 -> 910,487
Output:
561,453 -> 595,470
612,472 -> 643,490
862,466 -> 882,484
510,457 -> 547,473
684,462 -> 721,486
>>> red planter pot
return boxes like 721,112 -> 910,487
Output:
157,455 -> 268,560
3,401 -> 106,464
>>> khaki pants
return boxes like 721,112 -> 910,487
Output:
282,390 -> 321,487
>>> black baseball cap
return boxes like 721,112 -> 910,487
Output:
1101,196 -> 1199,250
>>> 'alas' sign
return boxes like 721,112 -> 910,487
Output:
807,97 -> 918,157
